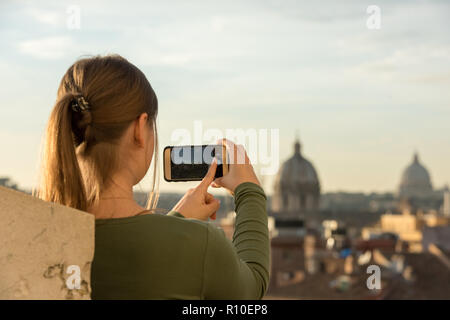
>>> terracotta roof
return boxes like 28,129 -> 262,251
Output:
266,251 -> 450,300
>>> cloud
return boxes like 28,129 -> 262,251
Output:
349,44 -> 450,79
26,7 -> 62,26
210,16 -> 227,32
17,36 -> 73,59
410,72 -> 450,84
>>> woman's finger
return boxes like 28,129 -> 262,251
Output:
205,192 -> 214,203
204,193 -> 219,219
198,158 -> 217,191
210,181 -> 221,188
206,198 -> 220,214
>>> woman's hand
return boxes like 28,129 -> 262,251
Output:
171,159 -> 221,221
211,139 -> 261,194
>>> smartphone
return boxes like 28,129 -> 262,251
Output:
163,144 -> 229,182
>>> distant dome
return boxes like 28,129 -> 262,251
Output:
399,152 -> 433,198
272,139 -> 320,214
277,142 -> 320,189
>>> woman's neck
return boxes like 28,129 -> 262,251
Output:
89,180 -> 147,219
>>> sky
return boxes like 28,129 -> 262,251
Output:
0,0 -> 449,195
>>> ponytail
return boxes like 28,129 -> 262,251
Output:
35,93 -> 88,211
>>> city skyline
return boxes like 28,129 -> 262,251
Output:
2,147 -> 446,197
1,0 -> 449,194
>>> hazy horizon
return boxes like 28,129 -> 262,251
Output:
1,0 -> 449,195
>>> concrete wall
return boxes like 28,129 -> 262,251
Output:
0,186 -> 94,299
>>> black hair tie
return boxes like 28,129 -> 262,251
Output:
71,95 -> 91,113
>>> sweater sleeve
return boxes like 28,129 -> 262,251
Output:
202,182 -> 270,299
167,210 -> 185,218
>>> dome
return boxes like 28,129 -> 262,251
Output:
276,142 -> 320,190
399,152 -> 433,198
272,139 -> 320,213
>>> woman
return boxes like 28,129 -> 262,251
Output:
36,55 -> 269,299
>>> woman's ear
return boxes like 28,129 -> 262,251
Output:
134,112 -> 149,147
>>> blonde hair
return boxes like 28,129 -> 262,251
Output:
35,54 -> 159,212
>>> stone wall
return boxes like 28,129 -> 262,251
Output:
0,186 -> 94,299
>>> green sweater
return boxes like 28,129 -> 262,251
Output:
91,182 -> 270,300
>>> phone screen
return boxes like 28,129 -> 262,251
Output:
169,145 -> 224,180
